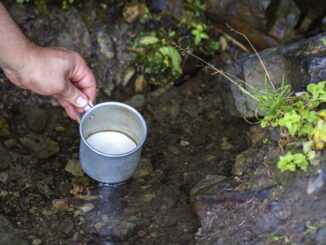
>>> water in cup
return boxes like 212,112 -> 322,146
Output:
87,131 -> 137,155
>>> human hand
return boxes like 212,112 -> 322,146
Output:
3,45 -> 96,122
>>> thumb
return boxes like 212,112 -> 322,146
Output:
59,82 -> 88,108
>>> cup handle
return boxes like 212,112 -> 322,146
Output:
78,101 -> 94,121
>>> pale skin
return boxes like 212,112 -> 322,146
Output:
0,2 -> 96,122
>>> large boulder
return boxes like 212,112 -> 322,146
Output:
209,32 -> 326,117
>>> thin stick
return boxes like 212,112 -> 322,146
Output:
226,24 -> 276,90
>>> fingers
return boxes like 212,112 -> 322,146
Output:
59,79 -> 89,109
69,54 -> 97,103
53,95 -> 80,122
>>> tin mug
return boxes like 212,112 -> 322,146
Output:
79,101 -> 147,184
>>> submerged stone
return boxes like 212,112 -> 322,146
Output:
19,133 -> 60,159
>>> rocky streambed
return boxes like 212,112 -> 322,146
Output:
0,1 -> 326,245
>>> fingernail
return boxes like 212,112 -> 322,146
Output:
76,95 -> 88,108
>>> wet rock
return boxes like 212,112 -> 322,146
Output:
133,158 -> 153,179
215,33 -> 326,117
232,148 -> 254,176
0,144 -> 10,169
0,215 -> 27,245
65,159 -> 84,177
123,3 -> 147,23
191,175 -> 226,198
150,0 -> 184,17
125,94 -> 146,108
24,106 -> 48,132
0,115 -> 10,137
19,133 -> 60,159
135,74 -> 147,93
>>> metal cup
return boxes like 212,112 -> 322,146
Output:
79,101 -> 147,184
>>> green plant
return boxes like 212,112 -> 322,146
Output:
306,223 -> 322,232
186,0 -> 206,11
268,235 -> 287,241
61,0 -> 74,9
130,31 -> 183,82
322,38 -> 326,47
277,152 -> 309,172
191,23 -> 209,45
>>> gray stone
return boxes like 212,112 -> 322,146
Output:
125,94 -> 146,108
214,33 -> 326,117
316,225 -> 326,243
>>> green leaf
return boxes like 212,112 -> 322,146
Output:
322,38 -> 326,47
298,124 -> 313,136
139,36 -> 159,45
159,46 -> 182,75
277,152 -> 309,172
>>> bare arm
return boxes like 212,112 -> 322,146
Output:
0,2 -> 96,121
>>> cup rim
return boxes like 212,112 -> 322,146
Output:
79,101 -> 147,157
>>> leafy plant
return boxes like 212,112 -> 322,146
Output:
277,152 -> 309,172
191,23 -> 209,45
268,235 -> 287,241
322,38 -> 326,47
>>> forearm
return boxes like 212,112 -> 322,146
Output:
0,2 -> 33,72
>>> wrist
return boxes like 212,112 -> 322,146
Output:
2,41 -> 39,75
